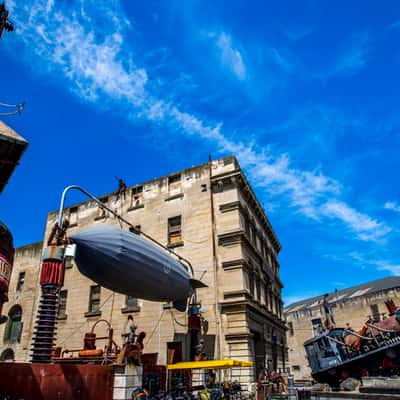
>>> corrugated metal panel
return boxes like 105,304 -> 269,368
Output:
0,362 -> 114,400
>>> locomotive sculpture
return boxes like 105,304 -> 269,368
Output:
305,299 -> 400,386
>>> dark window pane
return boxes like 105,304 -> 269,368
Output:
126,295 -> 138,308
16,272 -> 25,292
168,216 -> 182,244
89,285 -> 101,312
58,290 -> 68,317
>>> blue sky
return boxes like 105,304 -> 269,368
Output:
1,0 -> 400,305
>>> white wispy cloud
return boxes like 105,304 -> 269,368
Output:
348,252 -> 400,276
384,201 -> 400,213
210,31 -> 247,80
269,48 -> 293,72
316,32 -> 369,80
321,200 -> 391,241
7,0 -> 390,245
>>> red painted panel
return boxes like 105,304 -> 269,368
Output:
0,363 -> 114,400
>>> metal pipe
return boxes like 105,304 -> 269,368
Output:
57,185 -> 195,277
366,323 -> 396,334
208,156 -> 222,360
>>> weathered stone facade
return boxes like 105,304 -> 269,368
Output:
285,276 -> 400,381
0,156 -> 286,380
0,242 -> 42,361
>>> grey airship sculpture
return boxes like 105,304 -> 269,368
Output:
70,225 -> 205,311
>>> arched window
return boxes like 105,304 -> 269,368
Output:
0,348 -> 14,362
3,305 -> 22,344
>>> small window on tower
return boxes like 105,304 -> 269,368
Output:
168,216 -> 182,246
288,321 -> 294,336
96,197 -> 108,219
69,206 -> 78,226
130,186 -> 143,208
168,174 -> 182,196
16,272 -> 25,293
168,174 -> 181,185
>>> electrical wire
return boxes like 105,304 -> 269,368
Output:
170,310 -> 187,328
146,309 -> 166,344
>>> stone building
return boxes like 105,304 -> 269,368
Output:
0,156 -> 286,379
285,276 -> 400,381
0,242 -> 42,361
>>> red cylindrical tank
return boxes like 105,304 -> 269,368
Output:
0,221 -> 14,324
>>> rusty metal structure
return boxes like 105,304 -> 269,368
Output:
0,363 -> 114,399
54,319 -> 121,363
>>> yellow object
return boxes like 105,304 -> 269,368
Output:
198,391 -> 211,400
167,359 -> 253,370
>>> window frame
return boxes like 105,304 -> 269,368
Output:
168,215 -> 183,246
16,271 -> 25,293
57,289 -> 68,319
86,285 -> 101,317
4,305 -> 23,344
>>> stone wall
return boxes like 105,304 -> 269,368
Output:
0,242 -> 42,361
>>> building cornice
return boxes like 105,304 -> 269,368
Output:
211,169 -> 281,254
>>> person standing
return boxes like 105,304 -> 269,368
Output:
126,314 -> 137,344
322,294 -> 336,327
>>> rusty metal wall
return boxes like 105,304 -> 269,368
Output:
0,362 -> 114,400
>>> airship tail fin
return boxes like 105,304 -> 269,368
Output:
190,278 -> 208,289
173,298 -> 188,312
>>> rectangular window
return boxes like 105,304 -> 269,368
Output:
97,197 -> 108,218
58,290 -> 68,317
244,218 -> 250,237
88,285 -> 101,313
255,279 -> 261,302
168,174 -> 182,195
248,272 -> 255,297
69,206 -> 78,226
126,295 -> 139,308
265,288 -> 270,309
370,304 -> 380,321
312,318 -> 322,336
288,321 -> 294,336
251,225 -> 257,247
168,216 -> 182,245
131,186 -> 143,208
16,272 -> 25,293
168,174 -> 181,185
